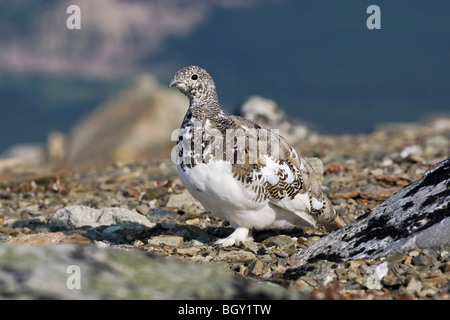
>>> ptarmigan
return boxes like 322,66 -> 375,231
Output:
169,65 -> 345,246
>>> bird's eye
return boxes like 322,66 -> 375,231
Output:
191,74 -> 198,80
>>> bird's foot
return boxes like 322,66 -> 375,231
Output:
214,227 -> 251,247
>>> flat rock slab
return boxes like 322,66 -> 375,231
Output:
50,205 -> 156,230
0,244 -> 307,299
290,157 -> 450,267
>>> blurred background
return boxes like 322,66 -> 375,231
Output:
0,0 -> 449,167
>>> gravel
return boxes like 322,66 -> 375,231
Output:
0,117 -> 449,299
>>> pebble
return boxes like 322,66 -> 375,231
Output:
365,262 -> 388,290
11,232 -> 67,245
213,250 -> 257,263
412,252 -> 435,266
262,235 -> 297,254
135,205 -> 149,215
248,259 -> 265,276
405,277 -> 422,295
164,189 -> 203,214
148,235 -> 184,247
175,246 -> 202,256
359,185 -> 401,201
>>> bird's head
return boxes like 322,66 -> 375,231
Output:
169,65 -> 217,102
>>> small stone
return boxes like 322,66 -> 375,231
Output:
22,204 -> 41,216
185,218 -> 201,226
297,237 -> 306,246
380,158 -> 393,167
405,277 -> 422,295
360,186 -> 401,201
382,273 -> 402,287
273,249 -> 289,258
439,250 -> 450,260
330,186 -> 360,199
213,250 -> 257,263
412,252 -> 434,266
365,262 -> 388,290
0,227 -> 21,237
135,205 -> 149,215
142,187 -> 167,201
133,239 -> 145,248
369,168 -> 384,177
262,235 -> 297,254
172,225 -> 213,243
61,233 -> 91,245
303,236 -> 320,246
443,262 -> 450,273
240,240 -> 262,254
347,270 -> 358,281
148,235 -> 184,247
237,264 -> 248,276
175,246 -> 201,256
292,279 -> 315,295
148,199 -> 157,209
11,232 -> 67,245
164,189 -> 203,213
335,267 -> 347,280
358,263 -> 369,275
104,198 -> 121,207
419,288 -> 437,298
94,240 -> 110,248
400,145 -> 422,159
248,259 -> 265,276
147,208 -> 175,217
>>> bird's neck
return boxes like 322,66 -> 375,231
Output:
188,94 -> 222,120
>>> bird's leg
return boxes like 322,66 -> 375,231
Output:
214,227 -> 252,247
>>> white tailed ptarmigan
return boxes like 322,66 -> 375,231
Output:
169,65 -> 345,247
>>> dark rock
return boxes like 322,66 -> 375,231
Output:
290,157 -> 450,267
412,252 -> 436,266
171,225 -> 214,243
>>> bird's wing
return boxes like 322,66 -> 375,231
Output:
226,123 -> 345,231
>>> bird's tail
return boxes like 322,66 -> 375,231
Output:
319,195 -> 347,232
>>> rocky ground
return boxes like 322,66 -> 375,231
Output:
0,116 -> 449,300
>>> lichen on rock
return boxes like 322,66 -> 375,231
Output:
290,157 -> 450,266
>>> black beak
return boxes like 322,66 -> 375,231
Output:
169,79 -> 179,88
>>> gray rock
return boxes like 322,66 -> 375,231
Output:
290,157 -> 450,266
238,96 -> 287,129
213,249 -> 257,263
236,96 -> 310,142
0,143 -> 46,166
148,235 -> 184,247
164,189 -> 204,214
365,262 -> 388,290
262,235 -> 297,255
50,205 -> 156,230
0,244 -> 307,299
